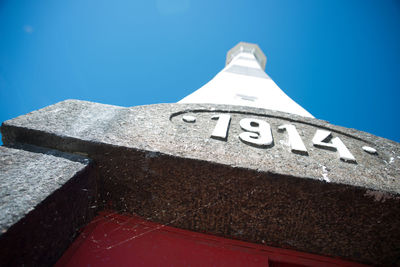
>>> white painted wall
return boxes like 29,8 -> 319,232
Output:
179,42 -> 313,118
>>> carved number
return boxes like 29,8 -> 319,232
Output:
211,114 -> 231,140
239,118 -> 273,147
278,124 -> 308,154
207,115 -> 358,163
312,129 -> 356,163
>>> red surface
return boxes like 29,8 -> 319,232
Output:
56,211 -> 367,267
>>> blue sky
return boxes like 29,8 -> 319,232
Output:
0,0 -> 399,143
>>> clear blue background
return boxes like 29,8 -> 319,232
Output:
1,0 -> 399,143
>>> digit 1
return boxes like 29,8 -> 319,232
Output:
278,124 -> 308,155
211,114 -> 231,140
312,129 -> 356,163
239,118 -> 273,147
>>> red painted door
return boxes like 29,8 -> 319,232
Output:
56,211 -> 366,267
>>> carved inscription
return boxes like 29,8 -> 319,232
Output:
211,114 -> 231,140
312,130 -> 356,163
239,118 -> 273,148
278,124 -> 308,155
180,113 -> 378,163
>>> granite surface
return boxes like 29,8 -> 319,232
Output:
1,99 -> 400,265
2,100 -> 399,194
0,144 -> 97,265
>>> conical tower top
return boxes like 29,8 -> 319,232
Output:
226,42 -> 267,70
179,42 -> 313,118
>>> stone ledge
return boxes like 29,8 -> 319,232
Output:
1,100 -> 400,265
0,144 -> 97,266
2,99 -> 399,194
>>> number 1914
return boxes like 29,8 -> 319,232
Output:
210,114 -> 356,163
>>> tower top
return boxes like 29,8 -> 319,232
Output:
226,42 -> 267,70
180,41 -> 313,118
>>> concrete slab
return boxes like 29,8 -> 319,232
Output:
1,100 -> 400,265
0,144 -> 97,265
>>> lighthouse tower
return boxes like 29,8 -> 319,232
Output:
179,42 -> 313,118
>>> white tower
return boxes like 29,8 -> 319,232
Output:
179,42 -> 313,118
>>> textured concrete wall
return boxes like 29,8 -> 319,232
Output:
0,145 -> 97,266
1,100 -> 399,265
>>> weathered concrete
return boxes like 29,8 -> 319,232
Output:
0,144 -> 97,266
2,100 -> 399,194
1,99 -> 400,265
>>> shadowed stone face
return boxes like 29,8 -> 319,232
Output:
0,144 -> 97,266
1,99 -> 400,265
0,145 -> 90,232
